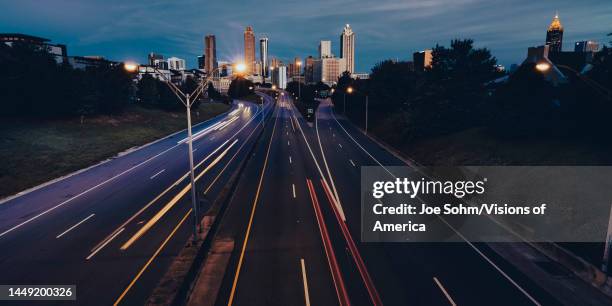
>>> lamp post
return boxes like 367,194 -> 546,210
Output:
124,61 -> 246,242
535,61 -> 611,100
346,86 -> 369,134
296,61 -> 302,100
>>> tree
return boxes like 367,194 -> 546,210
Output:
206,82 -> 223,102
137,74 -> 159,108
491,62 -> 559,137
0,42 -> 132,118
227,77 -> 254,99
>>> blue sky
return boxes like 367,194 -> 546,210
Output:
1,0 -> 611,72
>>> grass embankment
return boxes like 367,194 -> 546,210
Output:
376,126 -> 612,267
0,103 -> 230,198
396,127 -> 612,166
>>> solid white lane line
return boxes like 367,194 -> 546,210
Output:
150,169 -> 165,180
330,110 -> 394,177
314,113 -> 344,220
438,217 -> 541,305
291,111 -> 346,221
0,106 -> 254,239
56,213 -> 95,239
91,106 -> 265,252
433,277 -> 457,306
0,141 -> 180,239
329,106 -> 541,306
91,138 -> 232,252
349,159 -> 356,167
292,184 -> 296,199
290,115 -> 296,132
301,258 -> 312,306
86,227 -> 124,260
289,156 -> 292,164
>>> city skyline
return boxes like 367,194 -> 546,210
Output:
1,1 -> 611,72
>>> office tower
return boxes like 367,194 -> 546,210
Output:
413,50 -> 433,71
205,35 -> 217,74
304,56 -> 315,84
291,57 -> 302,77
167,57 -> 186,70
319,40 -> 332,58
313,57 -> 345,85
272,65 -> 288,89
197,55 -> 205,69
148,52 -> 164,66
340,24 -> 355,73
575,40 -> 600,52
546,13 -> 564,53
244,26 -> 256,74
259,36 -> 269,77
270,57 -> 281,70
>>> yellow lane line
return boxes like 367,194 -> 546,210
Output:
227,105 -> 279,306
113,209 -> 192,306
120,139 -> 237,250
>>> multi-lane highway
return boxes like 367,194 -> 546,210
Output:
0,96 -> 274,306
211,93 -> 611,306
2,90 -> 611,306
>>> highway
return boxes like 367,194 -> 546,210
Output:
0,96 -> 274,306
1,90 -> 609,306
212,94 -> 571,306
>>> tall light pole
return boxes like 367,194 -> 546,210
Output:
535,61 -> 611,100
125,62 -> 246,241
344,86 -> 354,114
296,60 -> 302,100
346,86 -> 369,134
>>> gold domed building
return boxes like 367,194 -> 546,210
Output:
546,13 -> 564,53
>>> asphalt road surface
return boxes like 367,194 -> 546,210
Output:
0,96 -> 274,306
214,94 -> 572,306
2,90 -> 610,306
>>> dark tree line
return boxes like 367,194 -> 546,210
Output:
227,77 -> 255,99
0,41 -> 133,118
331,38 -> 612,145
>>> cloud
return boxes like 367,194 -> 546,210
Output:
1,0 -> 610,71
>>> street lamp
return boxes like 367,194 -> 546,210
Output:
535,62 -> 551,72
343,86 -> 354,114
296,60 -> 302,100
535,61 -> 611,100
124,61 -> 244,242
346,86 -> 369,134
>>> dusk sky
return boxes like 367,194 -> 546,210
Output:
1,0 -> 611,72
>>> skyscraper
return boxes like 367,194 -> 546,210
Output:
304,55 -> 315,84
244,26 -> 256,74
319,40 -> 332,58
575,41 -> 600,52
197,55 -> 205,69
340,24 -> 355,74
167,57 -> 186,70
545,13 -> 563,53
205,35 -> 217,74
259,36 -> 269,78
413,50 -> 433,71
291,57 -> 302,77
148,52 -> 164,66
